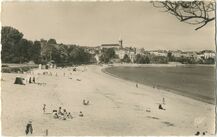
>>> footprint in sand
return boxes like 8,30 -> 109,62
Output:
146,116 -> 160,120
162,121 -> 175,127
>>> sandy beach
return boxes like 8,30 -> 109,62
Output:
1,65 -> 215,136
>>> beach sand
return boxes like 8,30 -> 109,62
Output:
1,65 -> 215,136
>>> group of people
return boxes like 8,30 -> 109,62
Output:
28,76 -> 36,84
52,107 -> 73,120
195,131 -> 208,136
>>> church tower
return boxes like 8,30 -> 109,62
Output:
119,39 -> 123,49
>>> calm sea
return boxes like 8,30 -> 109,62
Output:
104,65 -> 216,104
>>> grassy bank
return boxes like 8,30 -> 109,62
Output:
1,63 -> 38,73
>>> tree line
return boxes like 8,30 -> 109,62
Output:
1,26 -> 92,66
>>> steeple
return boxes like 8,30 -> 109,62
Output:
118,34 -> 123,49
119,39 -> 123,48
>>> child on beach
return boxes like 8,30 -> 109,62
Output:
158,104 -> 165,110
58,107 -> 63,115
79,111 -> 84,117
25,121 -> 33,135
67,112 -> 73,119
83,100 -> 89,105
29,77 -> 32,83
195,131 -> 200,136
53,112 -> 59,119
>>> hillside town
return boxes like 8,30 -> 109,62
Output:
83,39 -> 215,65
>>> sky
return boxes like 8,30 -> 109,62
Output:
1,1 -> 215,51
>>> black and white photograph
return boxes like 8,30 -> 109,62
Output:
1,0 -> 216,136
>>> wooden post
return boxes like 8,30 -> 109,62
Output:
45,129 -> 48,136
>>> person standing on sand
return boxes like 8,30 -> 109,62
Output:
58,107 -> 63,115
33,77 -> 35,83
43,104 -> 46,113
25,121 -> 33,135
29,77 -> 32,83
162,98 -> 165,105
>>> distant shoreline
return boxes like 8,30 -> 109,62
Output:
102,64 -> 215,104
104,63 -> 215,68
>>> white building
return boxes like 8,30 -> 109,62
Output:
100,40 -> 123,50
150,50 -> 168,57
203,52 -> 215,59
197,50 -> 215,59
116,49 -> 126,59
129,51 -> 136,63
94,54 -> 100,64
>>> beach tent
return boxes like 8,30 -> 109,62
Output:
14,77 -> 25,85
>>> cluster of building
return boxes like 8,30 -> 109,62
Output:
84,39 -> 215,64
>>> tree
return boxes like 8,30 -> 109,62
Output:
122,54 -> 131,63
1,26 -> 23,62
16,39 -> 32,63
152,1 -> 215,30
144,56 -> 150,64
135,54 -> 150,64
150,55 -> 168,64
135,54 -> 142,64
47,38 -> 57,45
99,48 -> 116,63
31,41 -> 42,63
167,52 -> 175,61
204,57 -> 215,64
67,46 -> 91,65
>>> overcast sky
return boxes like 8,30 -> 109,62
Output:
1,1 -> 215,51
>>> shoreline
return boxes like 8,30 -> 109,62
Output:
102,65 -> 215,105
106,63 -> 215,68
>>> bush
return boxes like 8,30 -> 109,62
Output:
1,66 -> 37,73
2,64 -> 9,67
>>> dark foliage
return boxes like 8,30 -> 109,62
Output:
1,26 -> 92,65
99,48 -> 116,63
152,1 -> 215,30
122,54 -> 131,63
